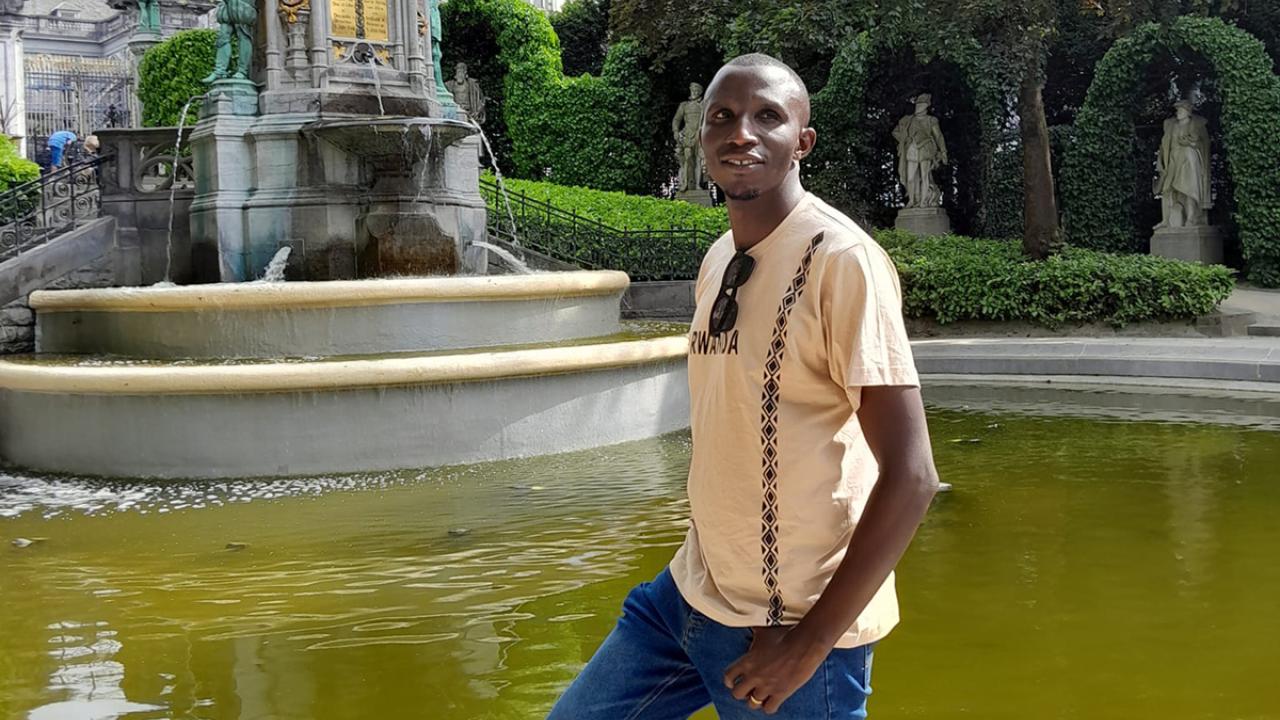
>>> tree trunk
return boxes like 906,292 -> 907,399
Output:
1019,72 -> 1059,260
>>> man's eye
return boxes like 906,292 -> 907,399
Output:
760,110 -> 780,121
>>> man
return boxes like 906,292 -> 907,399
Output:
672,82 -> 706,192
548,54 -> 939,719
45,130 -> 77,170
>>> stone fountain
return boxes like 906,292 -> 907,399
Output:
0,0 -> 692,480
189,0 -> 487,282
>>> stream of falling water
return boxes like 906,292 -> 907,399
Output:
163,94 -> 205,284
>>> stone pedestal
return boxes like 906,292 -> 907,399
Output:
894,207 -> 951,236
1150,225 -> 1224,265
675,189 -> 713,207
189,80 -> 261,282
127,32 -> 162,128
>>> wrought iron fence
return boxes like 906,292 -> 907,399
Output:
479,177 -> 715,281
25,55 -> 134,160
0,156 -> 106,262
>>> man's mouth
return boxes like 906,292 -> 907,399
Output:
722,157 -> 763,168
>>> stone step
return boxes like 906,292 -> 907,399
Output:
1247,324 -> 1280,337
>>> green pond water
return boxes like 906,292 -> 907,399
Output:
2,397 -> 1278,719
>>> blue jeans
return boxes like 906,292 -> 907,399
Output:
548,568 -> 874,719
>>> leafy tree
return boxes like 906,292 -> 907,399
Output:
552,0 -> 611,76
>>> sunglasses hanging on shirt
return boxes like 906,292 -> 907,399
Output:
709,250 -> 756,337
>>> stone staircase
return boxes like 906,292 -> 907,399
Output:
1222,285 -> 1280,337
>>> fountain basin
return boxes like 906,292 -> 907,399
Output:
0,336 -> 689,479
32,271 -> 628,359
301,116 -> 476,165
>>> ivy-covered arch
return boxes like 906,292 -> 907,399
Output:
440,0 -> 654,194
807,31 -> 1008,235
1061,16 -> 1280,286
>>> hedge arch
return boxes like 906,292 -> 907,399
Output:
807,31 -> 1009,235
440,0 -> 653,194
1061,16 -> 1280,286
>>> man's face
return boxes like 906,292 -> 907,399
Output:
700,66 -> 814,202
914,101 -> 929,115
456,64 -> 467,82
690,84 -> 702,100
1176,106 -> 1190,120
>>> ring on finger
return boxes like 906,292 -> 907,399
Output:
748,694 -> 765,707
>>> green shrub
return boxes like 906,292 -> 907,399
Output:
0,139 -> 39,192
443,0 -> 655,193
487,172 -> 728,235
138,30 -> 216,127
876,230 -> 1236,326
483,172 -> 725,280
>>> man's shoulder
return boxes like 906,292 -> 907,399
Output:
800,195 -> 873,251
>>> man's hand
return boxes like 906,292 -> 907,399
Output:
722,626 -> 830,714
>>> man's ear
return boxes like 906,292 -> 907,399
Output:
795,127 -> 817,162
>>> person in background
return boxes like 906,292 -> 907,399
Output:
45,130 -> 77,170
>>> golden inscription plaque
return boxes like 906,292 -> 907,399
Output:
330,0 -> 357,37
330,0 -> 388,41
364,0 -> 388,41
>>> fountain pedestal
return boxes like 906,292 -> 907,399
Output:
186,0 -> 486,282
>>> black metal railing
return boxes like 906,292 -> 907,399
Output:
479,176 -> 716,281
0,156 -> 107,263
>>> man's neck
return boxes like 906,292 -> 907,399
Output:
728,176 -> 807,251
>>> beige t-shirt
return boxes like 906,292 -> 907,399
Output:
669,193 -> 919,649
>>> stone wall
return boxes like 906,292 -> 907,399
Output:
1,253 -> 113,354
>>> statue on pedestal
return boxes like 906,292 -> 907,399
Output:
202,0 -> 258,83
446,62 -> 485,125
105,0 -> 160,34
893,93 -> 948,208
1154,100 -> 1213,229
671,82 -> 704,193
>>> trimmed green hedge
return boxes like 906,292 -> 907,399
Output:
1061,16 -> 1280,286
138,30 -> 216,127
877,229 -> 1236,326
443,0 -> 654,193
488,173 -> 728,235
485,174 -> 1232,326
0,139 -> 39,192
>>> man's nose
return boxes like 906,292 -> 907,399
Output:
725,118 -> 759,147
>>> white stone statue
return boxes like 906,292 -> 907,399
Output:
1154,100 -> 1213,229
446,62 -> 485,125
892,93 -> 948,208
672,82 -> 704,193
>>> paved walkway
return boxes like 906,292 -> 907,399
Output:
1224,284 -> 1280,331
912,335 -> 1280,389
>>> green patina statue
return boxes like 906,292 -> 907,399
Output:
137,0 -> 161,34
429,0 -> 456,109
202,0 -> 258,83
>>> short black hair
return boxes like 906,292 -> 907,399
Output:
721,53 -> 810,123
725,53 -> 809,99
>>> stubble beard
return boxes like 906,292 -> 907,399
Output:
725,188 -> 761,202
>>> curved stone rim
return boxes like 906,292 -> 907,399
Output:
0,336 -> 689,395
29,270 -> 631,313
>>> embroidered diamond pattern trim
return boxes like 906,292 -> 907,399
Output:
758,231 -> 824,626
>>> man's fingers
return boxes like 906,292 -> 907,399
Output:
763,688 -> 792,714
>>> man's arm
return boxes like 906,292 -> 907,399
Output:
724,384 -> 939,714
